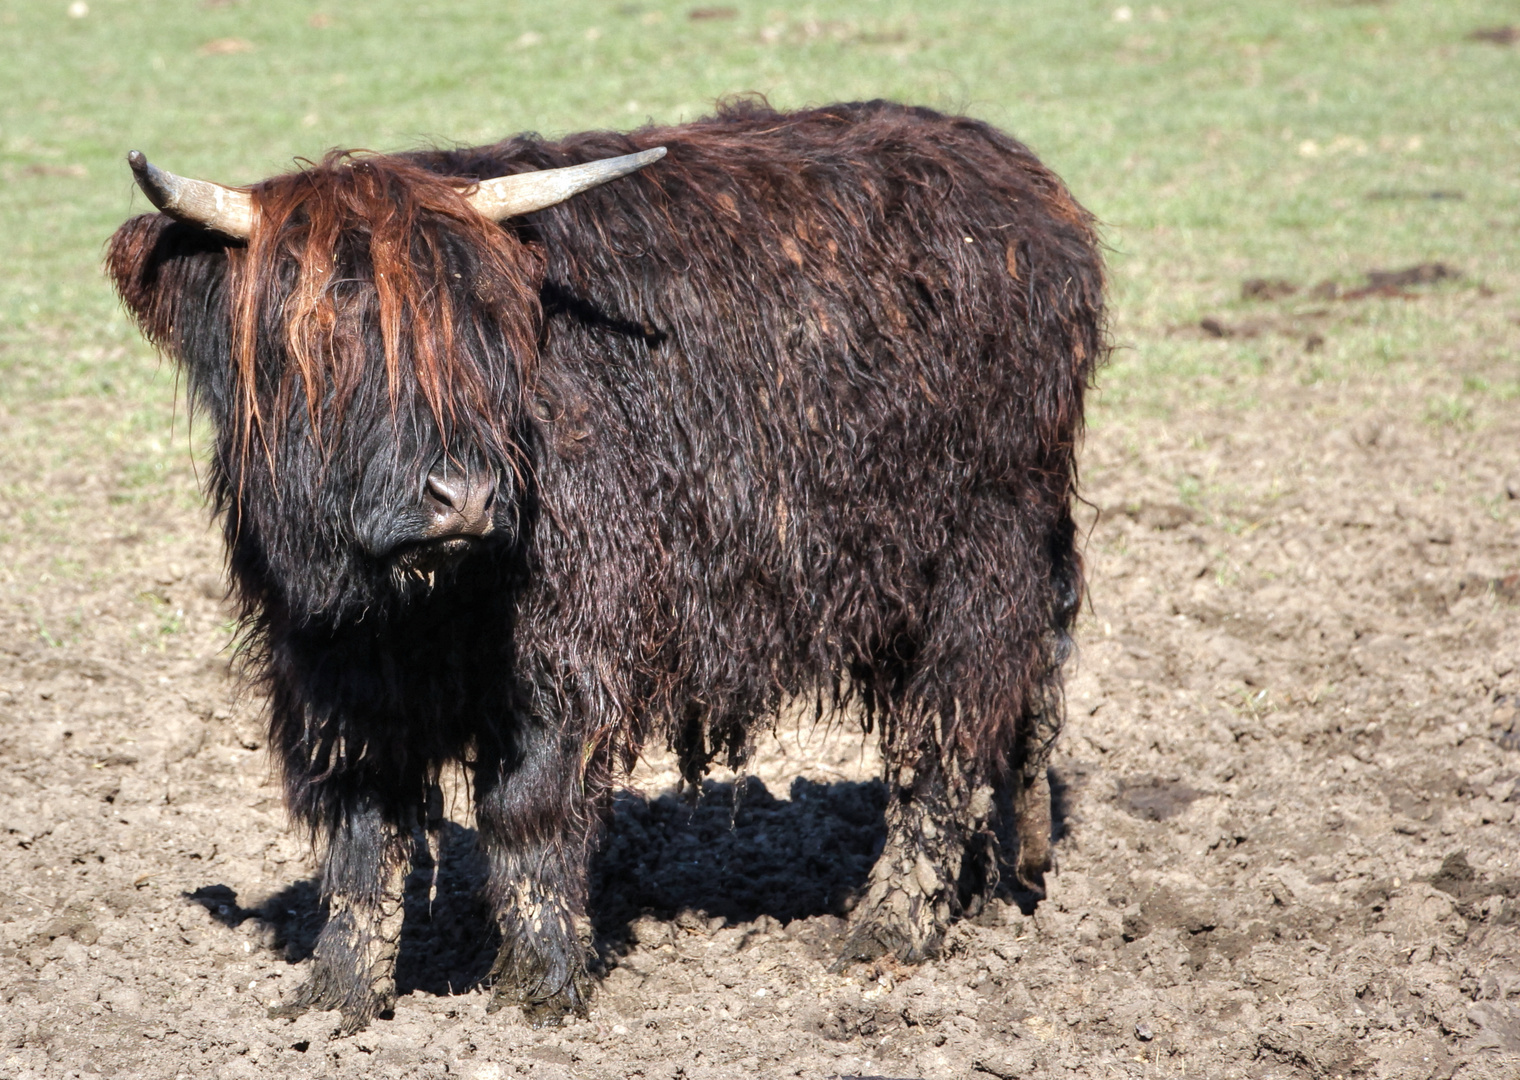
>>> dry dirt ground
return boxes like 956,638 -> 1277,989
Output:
1,286 -> 1518,1080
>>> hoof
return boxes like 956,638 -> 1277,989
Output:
487,927 -> 591,1026
831,920 -> 943,972
1015,867 -> 1049,902
266,977 -> 390,1035
832,883 -> 949,972
829,924 -> 891,973
335,1005 -> 387,1036
488,985 -> 586,1027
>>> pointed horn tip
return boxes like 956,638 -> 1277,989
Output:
126,151 -> 171,211
122,152 -> 253,238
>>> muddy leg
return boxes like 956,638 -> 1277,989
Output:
1013,691 -> 1062,895
482,842 -> 591,1025
269,798 -> 410,1033
836,753 -> 965,967
476,720 -> 592,1025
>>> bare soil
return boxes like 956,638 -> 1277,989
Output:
2,292 -> 1518,1079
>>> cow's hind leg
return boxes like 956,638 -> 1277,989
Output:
835,749 -> 976,967
1011,685 -> 1061,897
838,508 -> 1071,965
476,719 -> 593,1025
270,798 -> 410,1033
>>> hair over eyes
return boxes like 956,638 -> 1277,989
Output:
226,152 -> 543,467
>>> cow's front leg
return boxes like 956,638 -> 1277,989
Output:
476,720 -> 593,1026
270,797 -> 410,1033
482,840 -> 590,1025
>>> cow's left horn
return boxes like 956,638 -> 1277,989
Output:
127,151 -> 254,238
464,147 -> 666,221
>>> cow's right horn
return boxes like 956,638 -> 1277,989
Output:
128,151 -> 254,239
464,147 -> 666,221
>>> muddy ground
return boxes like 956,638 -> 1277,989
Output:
1,284 -> 1518,1079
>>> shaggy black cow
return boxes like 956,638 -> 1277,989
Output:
107,99 -> 1105,1032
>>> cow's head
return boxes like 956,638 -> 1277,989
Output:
106,146 -> 662,624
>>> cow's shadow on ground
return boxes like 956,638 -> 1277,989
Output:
190,771 -> 1070,997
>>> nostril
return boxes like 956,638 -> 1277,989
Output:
423,470 -> 496,536
426,473 -> 468,513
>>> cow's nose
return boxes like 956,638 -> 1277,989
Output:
423,470 -> 496,538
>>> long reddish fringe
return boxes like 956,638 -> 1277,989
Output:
228,153 -> 540,465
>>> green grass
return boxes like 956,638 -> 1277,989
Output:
1,0 -> 1517,496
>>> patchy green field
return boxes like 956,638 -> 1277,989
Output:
3,1 -> 1517,464
2,2 -> 1518,1078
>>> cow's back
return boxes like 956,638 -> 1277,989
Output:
412,100 -> 1104,763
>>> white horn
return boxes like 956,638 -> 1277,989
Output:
128,150 -> 254,238
465,147 -> 666,221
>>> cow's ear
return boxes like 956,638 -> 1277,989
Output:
517,239 -> 549,287
476,235 -> 547,310
105,213 -> 234,355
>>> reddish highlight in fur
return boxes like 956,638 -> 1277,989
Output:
230,153 -> 542,462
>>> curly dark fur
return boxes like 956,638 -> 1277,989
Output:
106,98 -> 1106,1029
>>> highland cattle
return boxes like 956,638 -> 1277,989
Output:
107,98 -> 1105,1031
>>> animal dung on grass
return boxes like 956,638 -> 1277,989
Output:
1363,262 -> 1460,289
1226,263 -> 1464,313
1241,277 -> 1298,302
106,99 -> 1106,1032
1467,26 -> 1520,46
1365,188 -> 1465,201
